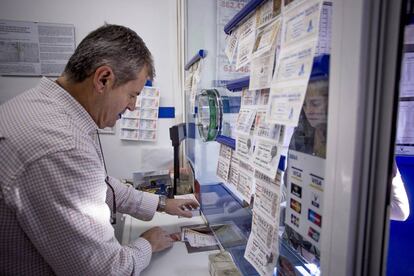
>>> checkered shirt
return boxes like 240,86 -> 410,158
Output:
0,77 -> 159,275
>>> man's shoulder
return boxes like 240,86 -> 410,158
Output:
0,87 -> 78,165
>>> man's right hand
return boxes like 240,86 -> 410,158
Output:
140,227 -> 175,253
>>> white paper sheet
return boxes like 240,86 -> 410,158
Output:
244,169 -> 281,276
185,72 -> 193,91
121,118 -> 140,129
120,86 -> 160,141
253,170 -> 281,222
188,60 -> 203,113
224,30 -> 239,63
216,0 -> 250,85
258,89 -> 271,105
252,18 -> 280,57
314,1 -> 332,56
141,86 -> 160,97
251,138 -> 282,178
244,234 -> 278,276
272,39 -> 317,85
253,108 -> 284,142
251,211 -> 279,253
216,144 -> 233,182
396,100 -> 414,144
266,82 -> 309,126
235,107 -> 257,134
122,109 -> 140,119
236,33 -> 256,70
235,134 -> 255,163
191,60 -> 202,94
400,53 -> 414,97
241,88 -> 261,106
282,0 -> 322,47
182,229 -> 218,247
237,13 -> 258,41
249,47 -> 277,90
257,0 -> 282,29
228,153 -> 241,188
236,159 -> 255,202
120,129 -> 140,140
266,0 -> 323,127
0,19 -> 75,76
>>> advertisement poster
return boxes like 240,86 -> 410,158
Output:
285,150 -> 325,249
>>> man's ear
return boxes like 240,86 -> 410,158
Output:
93,65 -> 115,93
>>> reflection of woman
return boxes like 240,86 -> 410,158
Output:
289,79 -> 328,158
279,80 -> 328,264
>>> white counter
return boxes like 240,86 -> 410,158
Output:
121,212 -> 218,276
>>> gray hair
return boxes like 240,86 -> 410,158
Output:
63,24 -> 155,87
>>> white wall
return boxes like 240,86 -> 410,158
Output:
0,0 -> 181,179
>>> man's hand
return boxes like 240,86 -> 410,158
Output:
140,227 -> 175,253
165,198 -> 200,218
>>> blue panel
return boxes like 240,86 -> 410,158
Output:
158,107 -> 175,118
310,54 -> 330,79
407,15 -> 414,25
224,0 -> 267,35
187,122 -> 196,139
226,76 -> 250,92
222,96 -> 241,113
228,96 -> 242,113
215,135 -> 236,149
145,80 -> 152,87
279,155 -> 286,171
387,155 -> 414,276
185,49 -> 207,71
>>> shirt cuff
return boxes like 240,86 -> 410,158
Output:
131,237 -> 153,270
135,191 -> 159,221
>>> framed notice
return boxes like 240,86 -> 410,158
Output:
0,19 -> 75,76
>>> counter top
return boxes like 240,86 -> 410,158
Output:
121,212 -> 218,276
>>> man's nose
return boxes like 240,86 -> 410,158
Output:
127,100 -> 136,111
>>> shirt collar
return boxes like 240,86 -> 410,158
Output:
37,77 -> 98,135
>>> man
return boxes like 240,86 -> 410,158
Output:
0,24 -> 199,275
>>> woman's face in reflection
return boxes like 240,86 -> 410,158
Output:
303,86 -> 328,128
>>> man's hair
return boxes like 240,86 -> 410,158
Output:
63,24 -> 155,87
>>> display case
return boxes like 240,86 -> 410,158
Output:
183,0 -> 404,275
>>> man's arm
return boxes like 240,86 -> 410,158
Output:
16,149 -> 153,275
106,177 -> 199,219
105,176 -> 158,220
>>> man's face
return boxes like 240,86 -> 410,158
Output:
101,68 -> 148,128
